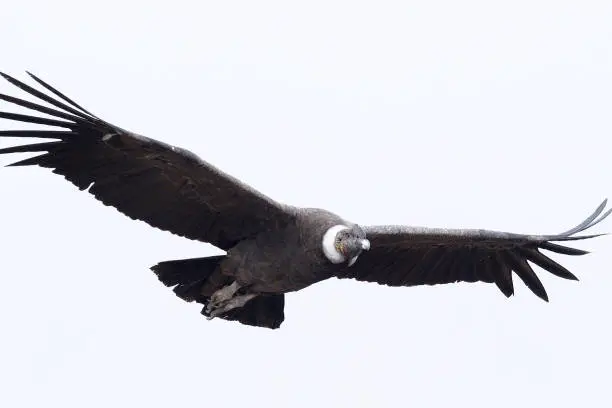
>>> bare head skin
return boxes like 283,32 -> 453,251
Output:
322,224 -> 370,266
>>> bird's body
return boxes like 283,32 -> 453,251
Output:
219,208 -> 347,294
0,71 -> 609,329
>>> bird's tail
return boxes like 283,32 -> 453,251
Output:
151,256 -> 285,329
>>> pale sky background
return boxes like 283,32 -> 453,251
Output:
0,1 -> 611,407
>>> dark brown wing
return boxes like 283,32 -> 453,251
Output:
0,72 -> 293,250
338,201 -> 611,301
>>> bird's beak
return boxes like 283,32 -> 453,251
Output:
361,239 -> 370,251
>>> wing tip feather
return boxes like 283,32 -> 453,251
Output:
555,198 -> 611,238
0,71 -> 12,81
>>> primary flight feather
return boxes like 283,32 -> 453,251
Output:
0,72 -> 609,329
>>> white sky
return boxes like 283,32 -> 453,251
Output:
1,1 -> 611,407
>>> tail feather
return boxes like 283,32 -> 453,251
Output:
153,255 -> 224,288
219,294 -> 285,330
152,255 -> 225,302
151,256 -> 285,329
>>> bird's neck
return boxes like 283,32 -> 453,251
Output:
322,225 -> 349,264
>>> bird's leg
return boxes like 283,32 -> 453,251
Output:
206,281 -> 241,314
207,294 -> 257,320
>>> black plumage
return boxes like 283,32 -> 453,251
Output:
0,72 -> 609,329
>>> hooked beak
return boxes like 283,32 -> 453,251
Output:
347,239 -> 371,267
361,239 -> 370,251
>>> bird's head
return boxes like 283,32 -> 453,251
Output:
322,224 -> 371,267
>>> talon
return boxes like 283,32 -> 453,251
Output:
206,281 -> 241,314
207,308 -> 224,319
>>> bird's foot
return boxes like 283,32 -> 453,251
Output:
206,281 -> 241,314
206,294 -> 257,320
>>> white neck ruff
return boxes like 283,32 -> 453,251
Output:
322,225 -> 349,264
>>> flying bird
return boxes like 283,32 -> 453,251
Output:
0,72 -> 609,330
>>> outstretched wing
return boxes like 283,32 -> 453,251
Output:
338,201 -> 611,301
0,72 -> 293,250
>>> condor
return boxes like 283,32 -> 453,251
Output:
0,72 -> 609,329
